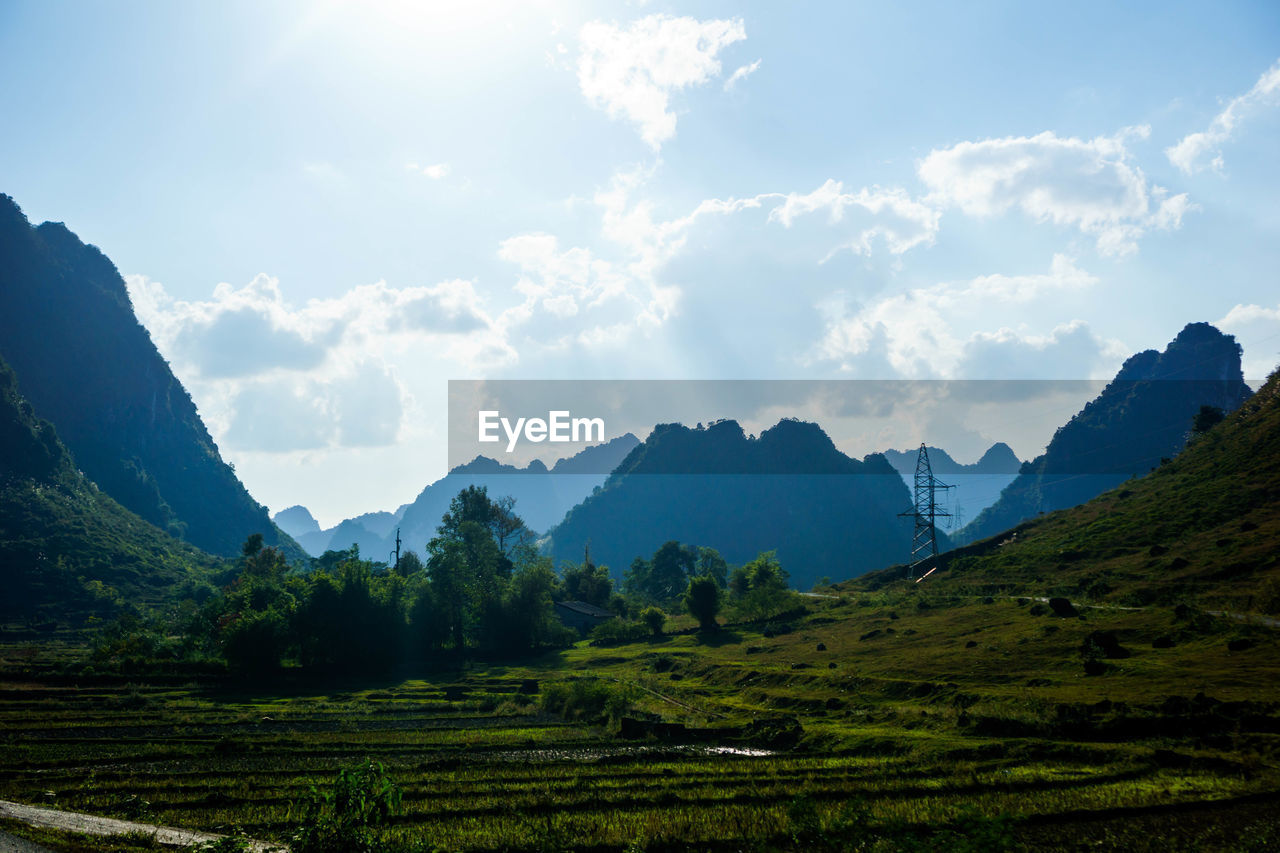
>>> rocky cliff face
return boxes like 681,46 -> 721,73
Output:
0,194 -> 296,558
954,323 -> 1252,546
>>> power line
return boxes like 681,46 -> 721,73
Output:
897,444 -> 954,581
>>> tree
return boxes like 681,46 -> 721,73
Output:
684,576 -> 721,631
640,606 -> 665,637
651,541 -> 696,599
561,557 -> 613,606
696,547 -> 729,588
491,494 -> 532,559
394,550 -> 424,577
730,551 -> 798,622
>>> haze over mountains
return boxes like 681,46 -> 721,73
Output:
0,195 -> 297,559
277,434 -> 641,558
953,323 -> 1252,546
880,443 -> 1023,527
545,418 -> 920,591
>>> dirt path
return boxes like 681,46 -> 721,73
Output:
1018,596 -> 1280,627
0,800 -> 284,851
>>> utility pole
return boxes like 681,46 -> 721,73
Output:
390,527 -> 401,573
897,444 -> 953,581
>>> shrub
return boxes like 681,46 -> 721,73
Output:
640,606 -> 666,636
684,576 -> 722,631
589,618 -> 649,645
291,761 -> 403,853
539,678 -> 635,725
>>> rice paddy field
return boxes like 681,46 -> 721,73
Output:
2,589 -> 1279,851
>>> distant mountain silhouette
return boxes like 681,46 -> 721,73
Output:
305,434 -> 642,559
880,443 -> 1023,527
0,194 -> 298,559
544,419 -> 919,589
0,355 -> 214,622
953,323 -> 1252,546
273,505 -> 321,539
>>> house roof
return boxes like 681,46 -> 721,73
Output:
554,600 -> 616,619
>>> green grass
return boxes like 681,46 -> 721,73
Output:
2,576 -> 1277,851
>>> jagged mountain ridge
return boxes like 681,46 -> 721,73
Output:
302,434 -> 642,558
545,418 -> 921,590
952,323 -> 1252,546
0,194 -> 297,559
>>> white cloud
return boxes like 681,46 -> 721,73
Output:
723,59 -> 761,91
1167,59 -> 1280,175
127,274 -> 496,379
1217,302 -> 1280,380
125,273 -> 511,456
222,362 -> 405,452
577,14 -> 746,149
812,255 -> 1106,377
919,128 -> 1192,256
127,273 -> 337,378
956,321 -> 1109,380
769,179 -> 940,257
414,162 -> 450,179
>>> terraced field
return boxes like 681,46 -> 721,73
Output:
3,589 -> 1279,851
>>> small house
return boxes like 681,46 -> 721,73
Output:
554,600 -> 616,635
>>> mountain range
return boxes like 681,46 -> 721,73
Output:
953,323 -> 1252,546
276,434 -> 641,558
545,418 -> 921,590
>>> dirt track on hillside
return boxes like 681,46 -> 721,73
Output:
0,800 -> 284,851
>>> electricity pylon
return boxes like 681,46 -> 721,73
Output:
898,444 -> 953,581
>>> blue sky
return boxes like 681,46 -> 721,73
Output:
2,1 -> 1278,525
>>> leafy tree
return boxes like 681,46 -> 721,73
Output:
211,537 -> 296,675
696,546 -> 729,587
729,551 -> 799,622
561,557 -> 613,606
640,606 -> 665,637
624,541 -> 696,603
393,549 -> 424,577
493,556 -> 568,652
684,576 -> 722,631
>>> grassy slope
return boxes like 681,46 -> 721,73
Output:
895,368 -> 1280,613
0,358 -> 219,624
1,375 -> 1278,850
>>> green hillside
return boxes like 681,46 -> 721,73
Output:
0,194 -> 299,559
0,357 -> 218,625
893,365 -> 1280,614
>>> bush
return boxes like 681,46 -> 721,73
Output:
640,606 -> 666,636
291,761 -> 403,853
684,576 -> 722,631
539,678 -> 635,725
589,618 -> 649,645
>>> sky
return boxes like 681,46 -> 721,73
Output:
2,1 -> 1278,526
